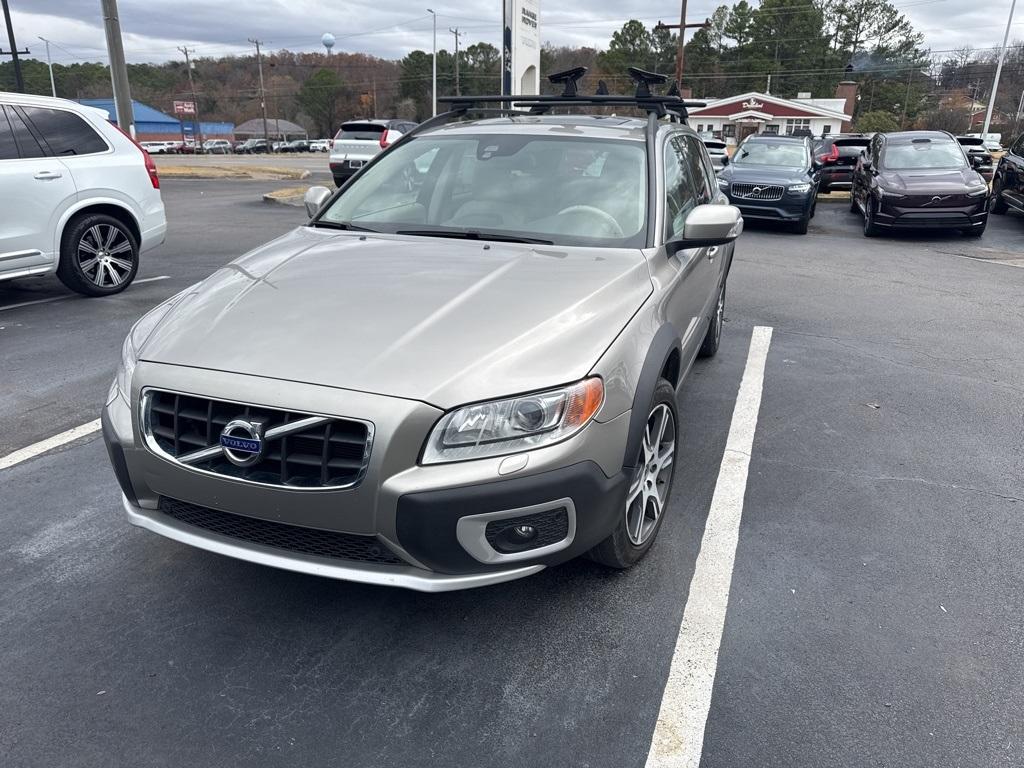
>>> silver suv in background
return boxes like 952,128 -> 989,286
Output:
103,69 -> 743,591
329,118 -> 416,186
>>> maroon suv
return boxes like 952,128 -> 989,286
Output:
813,134 -> 870,193
851,131 -> 990,237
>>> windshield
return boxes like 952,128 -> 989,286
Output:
883,141 -> 967,170
316,133 -> 648,247
734,142 -> 808,168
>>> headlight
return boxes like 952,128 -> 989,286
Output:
966,185 -> 989,197
877,187 -> 906,199
787,183 -> 812,193
422,377 -> 604,464
113,287 -> 193,398
717,177 -> 729,188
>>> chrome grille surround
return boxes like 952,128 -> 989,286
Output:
140,389 -> 374,490
730,183 -> 784,201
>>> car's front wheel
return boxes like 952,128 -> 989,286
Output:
989,181 -> 1008,214
863,197 -> 880,237
57,213 -> 139,296
590,380 -> 678,569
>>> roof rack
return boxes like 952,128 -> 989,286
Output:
437,66 -> 705,122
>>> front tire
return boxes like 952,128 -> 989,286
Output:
590,380 -> 678,569
57,213 -> 139,296
792,215 -> 809,234
989,181 -> 1008,214
863,197 -> 880,237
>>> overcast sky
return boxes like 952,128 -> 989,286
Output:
7,0 -> 1023,69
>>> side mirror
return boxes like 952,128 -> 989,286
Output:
666,204 -> 744,253
304,185 -> 332,217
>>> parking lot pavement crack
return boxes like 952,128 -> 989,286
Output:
757,457 -> 1024,504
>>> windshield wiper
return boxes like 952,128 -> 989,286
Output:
395,229 -> 554,245
310,220 -> 379,233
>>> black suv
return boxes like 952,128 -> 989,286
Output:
851,131 -> 989,237
957,136 -> 994,181
716,134 -> 819,234
989,134 -> 1024,216
813,134 -> 870,193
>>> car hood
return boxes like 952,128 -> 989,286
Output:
878,167 -> 985,192
140,227 -> 653,409
719,164 -> 811,185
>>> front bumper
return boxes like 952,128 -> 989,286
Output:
103,363 -> 632,591
727,194 -> 814,222
874,198 -> 988,229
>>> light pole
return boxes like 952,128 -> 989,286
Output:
38,36 -> 56,96
982,0 -> 1017,137
427,9 -> 437,116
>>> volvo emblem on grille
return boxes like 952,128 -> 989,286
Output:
220,419 -> 265,467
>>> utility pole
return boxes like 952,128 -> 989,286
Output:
655,9 -> 709,89
900,65 -> 913,129
38,37 -> 56,96
1,0 -> 27,93
449,26 -> 462,96
982,0 -> 1017,137
178,46 -> 204,149
249,38 -> 271,152
427,8 -> 437,116
101,0 -> 135,136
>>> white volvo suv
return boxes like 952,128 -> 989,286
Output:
0,92 -> 166,296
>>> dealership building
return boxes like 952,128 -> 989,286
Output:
687,82 -> 858,143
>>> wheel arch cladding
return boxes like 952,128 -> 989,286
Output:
622,324 -> 681,471
64,204 -> 141,247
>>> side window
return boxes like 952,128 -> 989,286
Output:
21,106 -> 108,156
7,107 -> 47,158
682,136 -> 714,204
0,107 -> 17,160
663,137 -> 699,240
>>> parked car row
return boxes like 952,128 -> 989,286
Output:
704,129 -> 997,238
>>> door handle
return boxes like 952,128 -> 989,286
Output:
33,170 -> 63,180
707,246 -> 719,261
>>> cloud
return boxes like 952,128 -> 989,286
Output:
9,0 -> 1023,67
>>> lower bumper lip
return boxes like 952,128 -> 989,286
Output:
122,494 -> 544,592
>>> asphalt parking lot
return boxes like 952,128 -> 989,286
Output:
2,181 -> 1023,767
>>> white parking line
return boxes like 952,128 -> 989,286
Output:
0,419 -> 103,471
645,325 -> 773,768
0,275 -> 171,312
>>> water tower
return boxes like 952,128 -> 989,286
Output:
321,33 -> 336,56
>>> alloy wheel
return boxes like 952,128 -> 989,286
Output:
77,224 -> 134,288
625,403 -> 676,546
713,286 -> 725,347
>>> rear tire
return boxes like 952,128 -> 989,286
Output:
698,282 -> 725,358
989,181 -> 1008,214
590,380 -> 678,569
57,213 -> 139,297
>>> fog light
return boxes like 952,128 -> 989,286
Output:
512,524 -> 537,541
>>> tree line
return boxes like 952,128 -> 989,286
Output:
2,1 -> 1023,139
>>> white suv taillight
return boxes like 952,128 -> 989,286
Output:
114,125 -> 160,189
379,129 -> 390,149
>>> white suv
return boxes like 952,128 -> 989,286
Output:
0,92 -> 167,295
328,119 -> 417,187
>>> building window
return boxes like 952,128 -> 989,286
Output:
722,124 -> 735,138
764,124 -> 780,134
785,118 -> 811,135
696,124 -> 703,132
822,124 -> 832,135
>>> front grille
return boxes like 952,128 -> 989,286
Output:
893,213 -> 971,228
485,507 -> 570,553
159,497 -> 404,564
144,390 -> 371,489
730,183 -> 784,201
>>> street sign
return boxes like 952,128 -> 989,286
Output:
173,100 -> 196,115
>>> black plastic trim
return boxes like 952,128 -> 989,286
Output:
623,325 -> 681,471
396,461 -> 628,574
